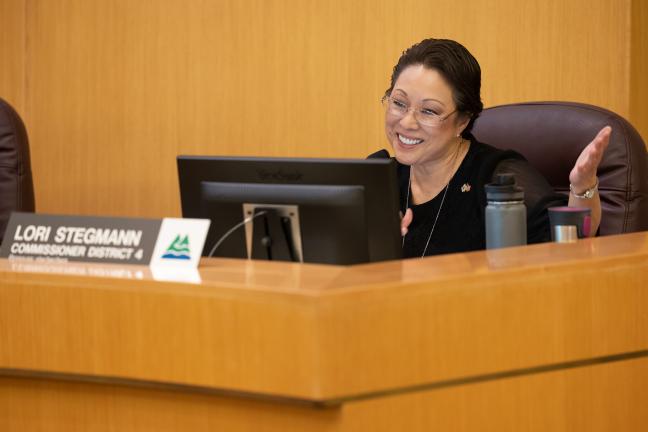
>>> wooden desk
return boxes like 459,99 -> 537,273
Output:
2,233 -> 648,431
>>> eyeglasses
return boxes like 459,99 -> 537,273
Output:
382,96 -> 457,127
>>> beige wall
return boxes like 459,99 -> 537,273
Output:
0,0 -> 645,218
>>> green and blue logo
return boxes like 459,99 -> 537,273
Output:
162,234 -> 191,260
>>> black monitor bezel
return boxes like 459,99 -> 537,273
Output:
177,155 -> 402,265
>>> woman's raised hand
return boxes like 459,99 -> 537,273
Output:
569,126 -> 611,192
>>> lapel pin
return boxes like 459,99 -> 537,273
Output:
461,183 -> 471,193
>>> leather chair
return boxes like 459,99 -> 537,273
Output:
0,97 -> 35,243
472,101 -> 648,235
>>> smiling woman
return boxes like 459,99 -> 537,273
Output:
370,39 -> 610,258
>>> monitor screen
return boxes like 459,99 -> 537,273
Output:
177,155 -> 402,265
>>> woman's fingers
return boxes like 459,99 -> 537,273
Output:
401,208 -> 413,237
569,126 -> 611,189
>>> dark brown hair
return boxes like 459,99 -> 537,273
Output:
385,38 -> 483,136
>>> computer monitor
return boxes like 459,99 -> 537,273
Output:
177,155 -> 402,265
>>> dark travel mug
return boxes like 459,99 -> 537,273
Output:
548,207 -> 592,242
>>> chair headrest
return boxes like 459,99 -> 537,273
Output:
472,101 -> 648,234
0,97 -> 35,243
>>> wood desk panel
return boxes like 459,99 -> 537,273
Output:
2,356 -> 646,431
1,232 -> 647,429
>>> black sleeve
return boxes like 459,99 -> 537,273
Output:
367,149 -> 390,159
493,159 -> 568,244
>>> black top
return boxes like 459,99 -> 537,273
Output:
369,136 -> 567,258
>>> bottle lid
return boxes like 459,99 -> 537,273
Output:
485,172 -> 524,201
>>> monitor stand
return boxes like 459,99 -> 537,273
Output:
243,204 -> 303,262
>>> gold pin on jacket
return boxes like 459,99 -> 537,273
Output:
461,183 -> 471,192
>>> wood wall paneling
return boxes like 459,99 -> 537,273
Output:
0,0 -> 26,115
631,0 -> 648,143
1,0 -> 641,218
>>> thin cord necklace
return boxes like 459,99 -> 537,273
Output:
403,138 -> 463,258
404,173 -> 450,257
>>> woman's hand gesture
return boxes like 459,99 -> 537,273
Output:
569,126 -> 611,193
